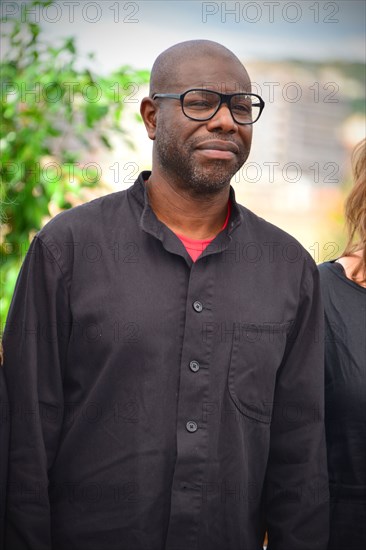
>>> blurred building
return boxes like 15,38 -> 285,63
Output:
244,61 -> 351,187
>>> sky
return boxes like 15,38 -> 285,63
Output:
2,0 -> 365,72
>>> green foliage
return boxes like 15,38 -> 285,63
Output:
0,1 -> 149,326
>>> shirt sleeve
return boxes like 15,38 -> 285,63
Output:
265,261 -> 329,550
2,236 -> 70,550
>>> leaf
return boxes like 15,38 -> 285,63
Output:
29,23 -> 40,38
64,38 -> 76,55
85,104 -> 109,127
0,0 -> 150,326
100,135 -> 112,149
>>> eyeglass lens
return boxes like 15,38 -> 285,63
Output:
182,90 -> 259,123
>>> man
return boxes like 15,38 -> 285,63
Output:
2,40 -> 328,549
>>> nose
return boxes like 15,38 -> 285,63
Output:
206,102 -> 238,133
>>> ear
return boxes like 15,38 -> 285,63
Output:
140,97 -> 158,140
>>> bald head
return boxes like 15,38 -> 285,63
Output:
140,39 -> 254,196
149,40 -> 250,96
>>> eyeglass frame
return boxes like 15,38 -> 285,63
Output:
151,88 -> 265,125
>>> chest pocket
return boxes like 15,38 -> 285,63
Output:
228,322 -> 291,423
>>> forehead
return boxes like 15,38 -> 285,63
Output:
173,55 -> 251,94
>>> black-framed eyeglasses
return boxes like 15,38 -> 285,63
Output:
152,88 -> 265,125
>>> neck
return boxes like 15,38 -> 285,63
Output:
146,172 -> 230,239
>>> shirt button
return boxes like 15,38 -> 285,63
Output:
189,360 -> 200,373
186,421 -> 198,433
193,301 -> 203,313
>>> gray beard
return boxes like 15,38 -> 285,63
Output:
155,124 -> 246,197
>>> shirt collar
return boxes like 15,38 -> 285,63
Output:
129,171 -> 243,263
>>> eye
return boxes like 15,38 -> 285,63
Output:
184,91 -> 218,111
232,101 -> 251,113
186,100 -> 211,109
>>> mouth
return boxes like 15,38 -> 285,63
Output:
196,140 -> 239,160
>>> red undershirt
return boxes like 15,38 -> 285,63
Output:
145,181 -> 231,262
175,200 -> 231,262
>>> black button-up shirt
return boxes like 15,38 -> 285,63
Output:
2,172 -> 329,549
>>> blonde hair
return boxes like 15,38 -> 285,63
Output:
342,138 -> 366,284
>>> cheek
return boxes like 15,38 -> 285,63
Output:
240,127 -> 253,149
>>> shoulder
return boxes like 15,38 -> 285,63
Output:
33,189 -> 133,281
237,203 -> 304,245
41,190 -> 128,229
318,260 -> 340,280
38,190 -> 128,240
236,203 -> 316,270
317,261 -> 347,303
36,172 -> 149,246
